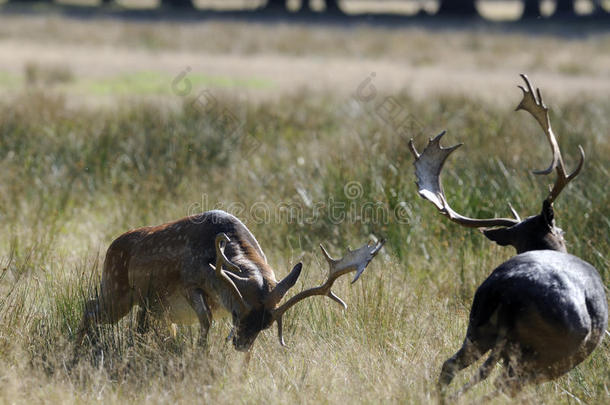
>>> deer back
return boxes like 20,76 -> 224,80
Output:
100,210 -> 276,314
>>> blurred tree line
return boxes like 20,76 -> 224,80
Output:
437,0 -> 607,16
6,0 -> 609,17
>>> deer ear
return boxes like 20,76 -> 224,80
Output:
266,263 -> 302,308
482,227 -> 514,247
277,263 -> 302,292
541,199 -> 555,228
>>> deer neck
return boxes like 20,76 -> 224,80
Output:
224,240 -> 278,308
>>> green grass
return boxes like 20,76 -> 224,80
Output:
0,71 -> 21,89
82,71 -> 275,95
0,70 -> 274,95
0,86 -> 608,404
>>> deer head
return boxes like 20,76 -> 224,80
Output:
217,234 -> 385,351
408,74 -> 584,254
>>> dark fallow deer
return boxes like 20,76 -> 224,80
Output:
409,75 -> 608,400
78,209 -> 384,351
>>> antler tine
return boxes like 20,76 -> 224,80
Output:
409,132 -> 519,229
211,233 -> 248,312
548,145 -> 584,203
272,239 -> 385,346
516,74 -> 585,203
508,203 -> 521,222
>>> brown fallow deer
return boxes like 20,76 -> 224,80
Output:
78,209 -> 384,351
409,75 -> 608,400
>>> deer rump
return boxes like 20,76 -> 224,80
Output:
467,250 -> 608,381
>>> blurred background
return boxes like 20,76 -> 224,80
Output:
1,1 -> 609,107
0,0 -> 609,17
0,1 -> 608,404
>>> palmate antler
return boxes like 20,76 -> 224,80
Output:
408,132 -> 520,228
409,75 -> 586,229
271,240 -> 385,346
516,74 -> 585,203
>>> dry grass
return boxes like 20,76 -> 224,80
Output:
0,13 -> 608,405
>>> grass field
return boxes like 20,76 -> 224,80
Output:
0,13 -> 609,404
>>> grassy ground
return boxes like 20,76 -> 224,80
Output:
0,14 -> 608,405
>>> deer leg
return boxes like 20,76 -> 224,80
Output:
492,369 -> 520,398
71,299 -> 99,367
504,372 -> 535,398
439,338 -> 488,389
72,293 -> 131,366
136,305 -> 150,335
478,387 -> 504,403
492,345 -> 530,398
76,289 -> 134,345
454,338 -> 506,398
186,288 -> 213,346
75,298 -> 100,345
